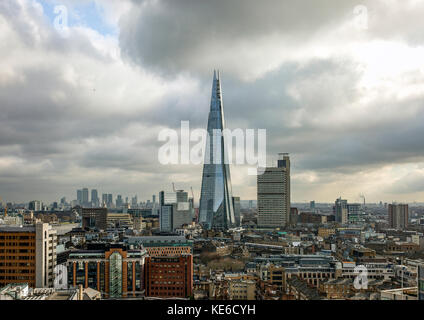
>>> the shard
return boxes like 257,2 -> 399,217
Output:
199,70 -> 235,230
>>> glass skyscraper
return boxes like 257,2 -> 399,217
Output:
199,71 -> 235,230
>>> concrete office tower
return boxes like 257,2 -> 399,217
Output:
257,153 -> 291,228
0,223 -> 57,288
199,70 -> 235,230
335,198 -> 348,224
388,204 -> 409,230
35,223 -> 57,288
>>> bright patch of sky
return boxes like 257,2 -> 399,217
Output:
37,0 -> 118,37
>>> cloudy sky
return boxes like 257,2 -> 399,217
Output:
1,0 -> 424,205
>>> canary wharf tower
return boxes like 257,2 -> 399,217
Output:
199,70 -> 235,230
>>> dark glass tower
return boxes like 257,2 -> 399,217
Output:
199,70 -> 235,230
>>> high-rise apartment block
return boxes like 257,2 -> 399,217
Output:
257,153 -> 291,228
388,204 -> 409,230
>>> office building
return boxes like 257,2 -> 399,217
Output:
126,236 -> 193,257
257,153 -> 291,228
199,71 -> 236,230
388,204 -> 409,230
144,254 -> 193,298
228,280 -> 256,300
116,195 -> 123,208
77,190 -> 83,205
67,243 -> 147,298
106,213 -> 133,229
91,189 -> 99,207
0,223 -> 57,288
82,188 -> 89,207
347,203 -> 362,223
28,200 -> 42,212
107,194 -> 113,208
101,194 -> 108,207
159,190 -> 194,232
82,208 -> 108,231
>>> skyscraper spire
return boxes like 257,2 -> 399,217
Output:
199,70 -> 235,230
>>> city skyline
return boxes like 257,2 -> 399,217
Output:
2,1 -> 424,204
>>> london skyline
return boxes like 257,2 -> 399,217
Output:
2,0 -> 424,204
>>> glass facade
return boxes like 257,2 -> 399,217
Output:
109,252 -> 122,298
135,261 -> 141,291
127,262 -> 133,291
87,262 -> 97,288
199,70 -> 235,230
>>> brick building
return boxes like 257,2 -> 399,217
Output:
144,254 -> 193,298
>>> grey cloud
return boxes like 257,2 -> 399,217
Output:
119,0 -> 362,77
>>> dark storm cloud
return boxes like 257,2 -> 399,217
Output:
119,0 -> 361,76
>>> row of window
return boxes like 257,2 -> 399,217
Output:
0,256 -> 34,260
0,236 -> 34,240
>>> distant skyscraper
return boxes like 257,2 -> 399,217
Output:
388,204 -> 409,230
116,195 -> 123,208
199,71 -> 235,230
102,194 -> 108,207
77,189 -> 82,205
334,198 -> 348,224
91,189 -> 99,207
107,194 -> 113,207
82,188 -> 89,206
28,200 -> 42,212
257,153 -> 291,228
131,196 -> 138,208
